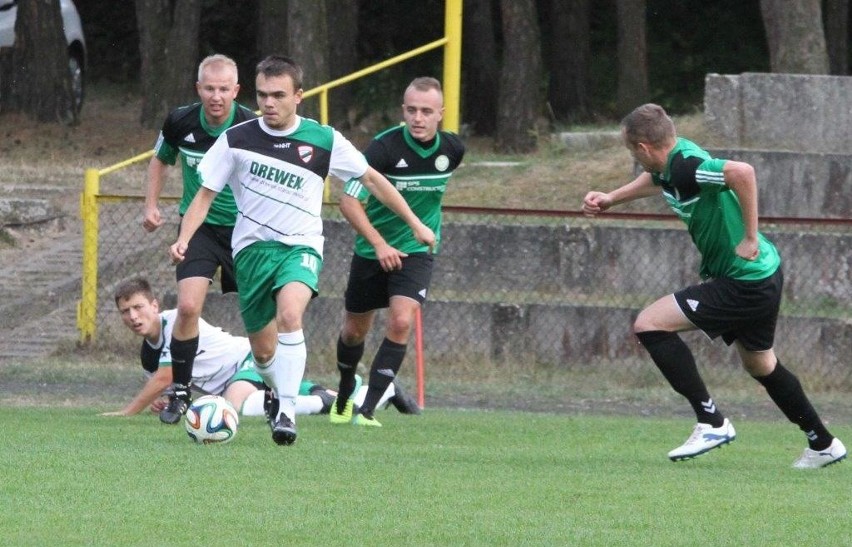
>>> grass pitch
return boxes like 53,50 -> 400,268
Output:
1,407 -> 848,546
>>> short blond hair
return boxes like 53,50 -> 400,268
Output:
198,54 -> 238,83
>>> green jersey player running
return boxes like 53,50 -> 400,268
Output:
330,77 -> 465,427
582,103 -> 845,469
143,54 -> 257,425
169,56 -> 435,446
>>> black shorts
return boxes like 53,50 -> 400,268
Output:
674,267 -> 783,351
175,221 -> 237,294
344,253 -> 434,313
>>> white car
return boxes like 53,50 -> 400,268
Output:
0,0 -> 87,110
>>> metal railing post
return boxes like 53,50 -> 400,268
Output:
78,168 -> 100,343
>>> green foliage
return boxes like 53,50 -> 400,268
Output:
73,0 -> 778,120
1,408 -> 849,545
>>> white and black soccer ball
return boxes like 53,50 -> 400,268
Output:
184,395 -> 239,444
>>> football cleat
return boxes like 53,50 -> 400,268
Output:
271,413 -> 297,446
263,388 -> 278,424
389,379 -> 421,415
792,438 -> 847,469
668,418 -> 736,461
309,385 -> 336,414
159,384 -> 191,424
352,412 -> 382,427
329,374 -> 362,424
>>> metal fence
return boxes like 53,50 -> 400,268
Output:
88,198 -> 851,393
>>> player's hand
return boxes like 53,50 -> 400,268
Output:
150,399 -> 167,413
169,241 -> 188,264
412,224 -> 436,254
375,242 -> 407,272
735,237 -> 759,261
142,207 -> 163,232
582,191 -> 612,217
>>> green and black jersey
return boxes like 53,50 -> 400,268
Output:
343,125 -> 465,258
153,102 -> 257,226
652,137 -> 780,280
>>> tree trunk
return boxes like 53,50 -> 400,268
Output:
135,0 -> 202,128
616,0 -> 649,115
823,0 -> 849,74
546,0 -> 591,123
0,0 -> 77,124
326,0 -> 359,129
462,0 -> 499,136
495,0 -> 542,153
287,0 -> 329,122
257,0 -> 288,57
760,0 -> 829,73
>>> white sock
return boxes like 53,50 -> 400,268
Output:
240,390 -> 266,416
377,382 -> 395,409
241,390 -> 323,416
353,382 -> 396,409
254,330 -> 306,421
295,395 -> 324,415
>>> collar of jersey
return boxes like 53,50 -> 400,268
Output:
403,125 -> 441,159
199,102 -> 239,137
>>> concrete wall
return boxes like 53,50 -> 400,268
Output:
706,149 -> 852,219
183,219 -> 849,373
704,72 -> 852,154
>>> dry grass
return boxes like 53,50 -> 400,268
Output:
0,82 -> 711,212
0,85 -> 155,195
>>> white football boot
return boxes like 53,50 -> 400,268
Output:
792,438 -> 847,469
668,418 -> 736,461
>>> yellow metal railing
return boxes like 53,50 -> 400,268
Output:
78,0 -> 462,342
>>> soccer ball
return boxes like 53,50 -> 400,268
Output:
184,395 -> 239,444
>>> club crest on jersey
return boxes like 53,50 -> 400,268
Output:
298,145 -> 314,163
435,154 -> 450,172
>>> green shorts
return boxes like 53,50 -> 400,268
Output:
234,241 -> 323,333
229,354 -> 316,396
229,352 -> 264,385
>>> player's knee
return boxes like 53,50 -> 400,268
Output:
252,347 -> 275,366
340,328 -> 366,347
633,312 -> 653,335
175,299 -> 203,321
386,316 -> 413,341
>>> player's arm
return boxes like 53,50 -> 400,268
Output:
169,187 -> 217,263
143,156 -> 169,232
340,193 -> 406,271
723,160 -> 760,261
357,166 -> 435,251
100,367 -> 174,416
582,172 -> 658,216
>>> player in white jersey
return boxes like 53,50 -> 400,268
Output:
170,56 -> 435,445
101,277 -> 340,417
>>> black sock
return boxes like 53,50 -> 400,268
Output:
360,338 -> 407,416
753,361 -> 833,450
335,337 -> 364,414
636,330 -> 724,427
169,336 -> 198,388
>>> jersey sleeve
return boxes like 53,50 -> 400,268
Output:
197,132 -> 236,192
442,132 -> 466,169
695,157 -> 728,186
140,339 -> 161,373
329,130 -> 369,182
343,177 -> 371,203
157,312 -> 174,367
153,130 -> 178,165
363,136 -> 394,172
154,110 -> 182,165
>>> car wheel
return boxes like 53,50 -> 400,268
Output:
69,54 -> 83,112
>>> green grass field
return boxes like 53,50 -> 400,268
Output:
1,407 -> 848,546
